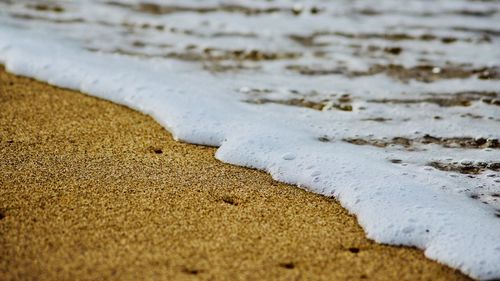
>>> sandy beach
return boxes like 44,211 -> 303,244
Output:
0,67 -> 471,280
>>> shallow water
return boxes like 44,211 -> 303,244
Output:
0,0 -> 499,279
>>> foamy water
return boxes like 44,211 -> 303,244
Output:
0,0 -> 499,279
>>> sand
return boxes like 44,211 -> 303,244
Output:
0,66 -> 470,280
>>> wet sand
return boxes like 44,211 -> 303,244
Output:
0,67 -> 470,280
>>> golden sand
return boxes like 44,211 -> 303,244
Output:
0,67 -> 469,280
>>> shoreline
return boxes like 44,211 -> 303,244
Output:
0,67 -> 470,280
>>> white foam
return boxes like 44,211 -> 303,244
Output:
0,1 -> 499,279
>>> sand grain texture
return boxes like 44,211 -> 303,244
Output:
0,67 -> 470,280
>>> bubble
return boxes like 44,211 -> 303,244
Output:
460,159 -> 473,166
432,67 -> 441,74
292,4 -> 304,14
282,153 -> 296,160
239,86 -> 250,93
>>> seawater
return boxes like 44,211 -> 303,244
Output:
0,0 -> 499,279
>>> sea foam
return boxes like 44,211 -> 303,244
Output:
0,0 -> 499,279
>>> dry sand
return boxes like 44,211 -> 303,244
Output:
0,66 -> 470,280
